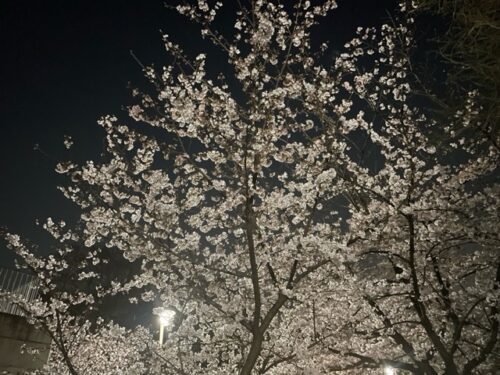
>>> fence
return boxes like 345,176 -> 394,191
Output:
0,268 -> 39,316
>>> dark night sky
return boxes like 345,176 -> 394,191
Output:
0,0 -> 396,267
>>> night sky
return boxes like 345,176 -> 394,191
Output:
0,0 -> 396,267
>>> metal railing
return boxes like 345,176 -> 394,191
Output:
0,267 -> 39,316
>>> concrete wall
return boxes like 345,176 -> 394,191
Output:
0,312 -> 51,374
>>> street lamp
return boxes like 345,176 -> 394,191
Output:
384,366 -> 395,375
157,309 -> 175,346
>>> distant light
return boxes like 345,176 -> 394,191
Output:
154,308 -> 176,346
159,309 -> 175,327
384,366 -> 395,375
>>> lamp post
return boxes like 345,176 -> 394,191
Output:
158,309 -> 175,346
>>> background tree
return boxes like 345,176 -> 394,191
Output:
412,0 -> 500,150
3,1 -> 498,374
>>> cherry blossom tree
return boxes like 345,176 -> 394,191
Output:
3,1 -> 498,374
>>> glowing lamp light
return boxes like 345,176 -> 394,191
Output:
156,308 -> 175,346
384,366 -> 395,375
159,309 -> 176,327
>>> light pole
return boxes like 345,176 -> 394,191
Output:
157,309 -> 175,346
